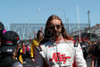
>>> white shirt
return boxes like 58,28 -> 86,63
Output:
34,39 -> 87,67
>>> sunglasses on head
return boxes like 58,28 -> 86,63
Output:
47,25 -> 62,29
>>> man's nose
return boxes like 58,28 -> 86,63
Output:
54,26 -> 58,31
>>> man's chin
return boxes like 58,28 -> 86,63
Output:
51,34 -> 61,39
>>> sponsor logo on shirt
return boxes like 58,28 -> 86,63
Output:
49,52 -> 71,64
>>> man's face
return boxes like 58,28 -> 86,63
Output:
47,19 -> 62,39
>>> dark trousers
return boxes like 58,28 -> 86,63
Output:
22,53 -> 26,61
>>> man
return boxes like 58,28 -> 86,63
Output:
0,31 -> 23,67
31,30 -> 44,62
0,22 -> 6,45
0,22 -> 6,60
16,42 -> 23,64
80,40 -> 88,60
22,42 -> 26,64
0,22 -> 4,37
34,15 -> 87,67
92,40 -> 100,67
26,43 -> 30,58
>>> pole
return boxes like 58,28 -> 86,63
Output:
88,11 -> 91,41
67,18 -> 69,34
77,5 -> 81,43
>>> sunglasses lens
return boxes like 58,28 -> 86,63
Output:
56,25 -> 61,29
50,26 -> 55,29
48,25 -> 61,29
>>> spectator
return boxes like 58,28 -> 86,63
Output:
22,42 -> 26,64
16,43 -> 23,64
92,40 -> 100,67
26,43 -> 30,58
0,22 -> 6,60
0,31 -> 23,67
0,22 -> 6,45
80,40 -> 88,59
31,30 -> 44,62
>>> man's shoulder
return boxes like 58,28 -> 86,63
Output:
36,40 -> 52,50
0,56 -> 23,67
65,39 -> 74,44
12,62 -> 23,67
65,40 -> 78,47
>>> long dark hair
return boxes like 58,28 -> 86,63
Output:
41,15 -> 72,44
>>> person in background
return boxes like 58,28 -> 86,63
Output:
22,42 -> 26,64
0,22 -> 6,60
92,40 -> 100,67
80,39 -> 88,60
31,30 -> 44,62
0,22 -> 6,45
16,43 -> 23,64
34,14 -> 87,67
87,41 -> 92,58
26,42 -> 31,58
0,31 -> 23,67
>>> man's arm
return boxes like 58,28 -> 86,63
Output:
12,62 -> 23,67
74,43 -> 87,67
91,56 -> 96,67
33,48 -> 44,67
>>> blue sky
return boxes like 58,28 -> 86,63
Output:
0,0 -> 100,30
